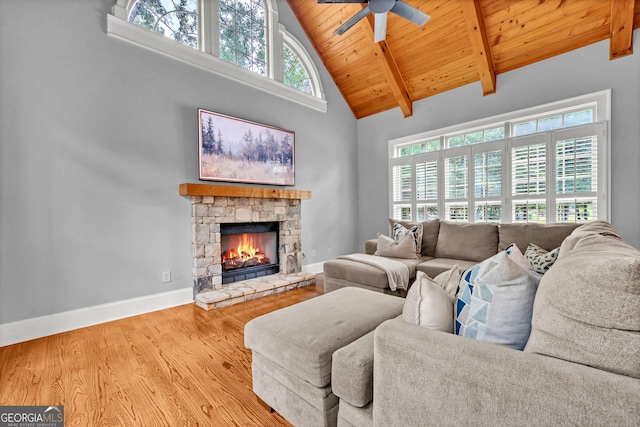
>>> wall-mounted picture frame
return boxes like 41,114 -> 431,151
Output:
198,108 -> 295,186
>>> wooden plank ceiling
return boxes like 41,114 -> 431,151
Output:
287,0 -> 640,119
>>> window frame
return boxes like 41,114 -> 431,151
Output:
388,90 -> 611,224
108,0 -> 326,112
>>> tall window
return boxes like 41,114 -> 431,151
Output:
218,0 -> 266,75
389,92 -> 609,224
109,0 -> 326,111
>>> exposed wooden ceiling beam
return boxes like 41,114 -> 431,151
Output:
364,12 -> 413,118
609,0 -> 635,59
461,0 -> 496,96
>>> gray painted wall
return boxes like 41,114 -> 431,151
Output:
0,0 -> 358,324
357,29 -> 640,250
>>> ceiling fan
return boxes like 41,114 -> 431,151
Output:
318,0 -> 430,43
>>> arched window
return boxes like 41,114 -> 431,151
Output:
108,0 -> 326,111
281,26 -> 322,99
283,43 -> 312,95
128,0 -> 199,49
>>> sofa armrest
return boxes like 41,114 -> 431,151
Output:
373,317 -> 640,427
364,239 -> 378,255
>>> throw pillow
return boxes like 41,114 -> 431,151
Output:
403,267 -> 462,333
525,243 -> 560,274
375,233 -> 418,259
455,244 -> 542,350
392,222 -> 423,256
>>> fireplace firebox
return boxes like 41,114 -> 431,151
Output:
220,222 -> 279,284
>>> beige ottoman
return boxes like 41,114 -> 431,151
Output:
244,287 -> 404,427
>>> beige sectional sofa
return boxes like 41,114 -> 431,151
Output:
324,219 -> 580,295
246,221 -> 640,426
335,221 -> 640,426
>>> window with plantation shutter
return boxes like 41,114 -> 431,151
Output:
444,154 -> 469,221
388,91 -> 609,225
511,137 -> 548,223
554,124 -> 600,222
415,158 -> 438,220
391,162 -> 413,220
475,148 -> 503,222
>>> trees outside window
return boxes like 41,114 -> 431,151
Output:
283,43 -> 312,95
218,0 -> 266,75
129,0 -> 198,48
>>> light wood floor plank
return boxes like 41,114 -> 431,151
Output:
0,279 -> 324,426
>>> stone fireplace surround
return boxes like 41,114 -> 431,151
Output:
180,183 -> 315,309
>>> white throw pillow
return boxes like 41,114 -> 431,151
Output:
403,267 -> 461,333
375,233 -> 418,259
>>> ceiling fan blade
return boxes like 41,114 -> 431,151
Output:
317,1 -> 366,3
390,1 -> 430,26
373,12 -> 388,43
335,5 -> 371,35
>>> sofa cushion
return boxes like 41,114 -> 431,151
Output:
245,287 -> 404,388
389,218 -> 440,257
402,268 -> 461,333
375,233 -> 418,259
435,222 -> 498,262
338,400 -> 373,427
417,258 -> 478,279
498,223 -> 579,252
456,244 -> 542,350
524,221 -> 640,379
332,330 -> 376,408
524,243 -> 559,274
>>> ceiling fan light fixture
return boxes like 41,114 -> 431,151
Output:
322,0 -> 430,42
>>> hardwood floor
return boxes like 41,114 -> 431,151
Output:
0,278 -> 324,426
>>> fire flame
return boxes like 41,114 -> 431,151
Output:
222,233 -> 265,264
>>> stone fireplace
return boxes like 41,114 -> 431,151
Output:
180,183 -> 315,309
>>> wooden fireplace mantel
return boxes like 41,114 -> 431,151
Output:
179,183 -> 312,200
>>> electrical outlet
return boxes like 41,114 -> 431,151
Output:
328,247 -> 332,255
312,249 -> 317,257
162,271 -> 171,283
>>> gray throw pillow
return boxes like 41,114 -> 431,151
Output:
375,233 -> 418,259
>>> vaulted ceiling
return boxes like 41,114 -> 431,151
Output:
287,0 -> 640,119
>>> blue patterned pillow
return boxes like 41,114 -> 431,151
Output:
455,244 -> 542,350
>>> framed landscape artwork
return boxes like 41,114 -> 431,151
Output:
198,109 -> 295,186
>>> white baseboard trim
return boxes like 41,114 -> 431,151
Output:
0,288 -> 193,347
302,262 -> 324,275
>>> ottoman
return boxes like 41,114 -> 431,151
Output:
244,287 -> 405,427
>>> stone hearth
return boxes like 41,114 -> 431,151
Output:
195,272 -> 316,310
180,183 -> 315,309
